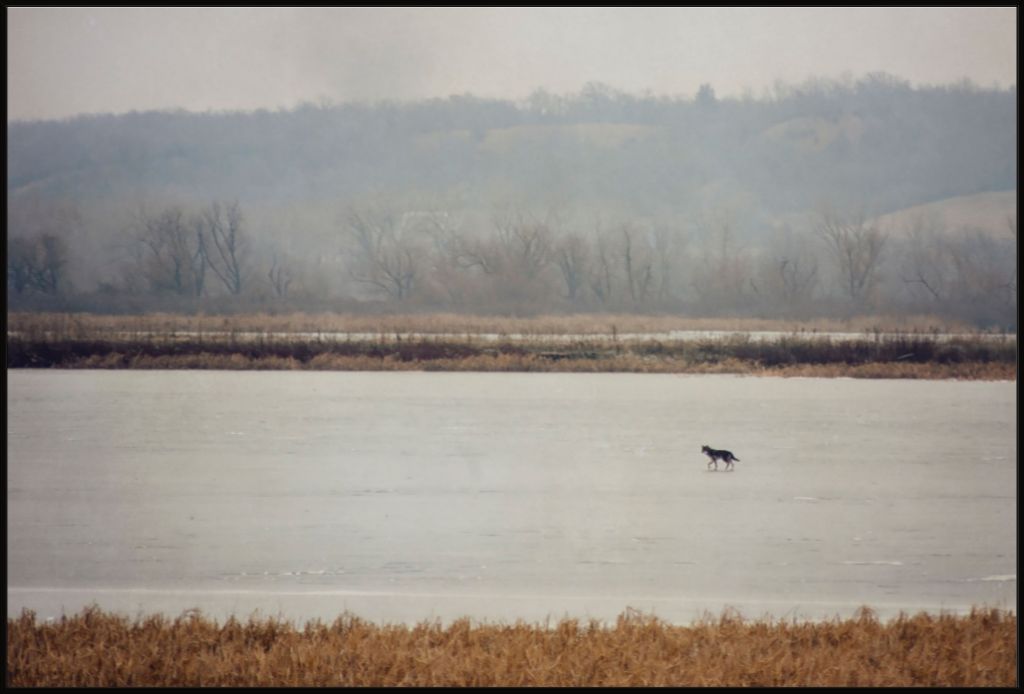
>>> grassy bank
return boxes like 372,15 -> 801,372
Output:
5,339 -> 1015,379
7,606 -> 1016,687
5,310 -> 992,337
6,312 -> 1016,379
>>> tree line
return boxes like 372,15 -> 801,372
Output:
6,73 -> 1017,326
8,75 -> 1015,217
8,197 -> 1016,328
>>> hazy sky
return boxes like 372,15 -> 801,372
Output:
6,6 -> 1017,121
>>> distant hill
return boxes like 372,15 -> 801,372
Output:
6,76 -> 1017,326
759,114 -> 865,153
876,191 -> 1017,237
8,76 -> 1016,223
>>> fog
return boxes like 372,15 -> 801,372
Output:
7,8 -> 1016,121
5,8 -> 1017,327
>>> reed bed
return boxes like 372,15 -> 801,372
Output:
7,606 -> 1016,687
6,310 -> 989,339
7,318 -> 1016,379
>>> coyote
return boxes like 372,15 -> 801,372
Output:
702,445 -> 740,471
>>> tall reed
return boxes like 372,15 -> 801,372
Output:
7,606 -> 1015,687
7,310 -> 992,339
7,325 -> 1015,379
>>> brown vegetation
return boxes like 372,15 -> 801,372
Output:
5,310 -> 988,338
7,606 -> 1016,687
8,311 -> 1016,379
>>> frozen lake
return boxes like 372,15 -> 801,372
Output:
7,370 -> 1016,625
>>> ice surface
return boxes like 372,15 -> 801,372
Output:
7,371 -> 1016,624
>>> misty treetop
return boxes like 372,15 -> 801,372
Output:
6,74 -> 1017,327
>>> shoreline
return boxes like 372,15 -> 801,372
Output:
8,311 -> 1016,379
7,337 -> 1016,380
7,355 -> 1015,380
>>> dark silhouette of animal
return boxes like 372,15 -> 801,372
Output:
702,445 -> 740,471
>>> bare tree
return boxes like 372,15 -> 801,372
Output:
753,227 -> 819,312
343,205 -> 422,301
34,234 -> 68,293
946,229 -> 1017,314
620,223 -> 654,307
7,196 -> 78,296
490,204 -> 553,280
450,227 -> 501,277
587,220 -> 617,307
898,212 -> 1016,324
750,252 -> 819,317
417,207 -> 475,306
134,205 -> 206,296
690,218 -> 750,311
899,213 -> 950,305
511,220 -> 554,280
7,237 -> 35,294
7,233 -> 68,294
813,205 -> 888,305
267,250 -> 293,298
774,255 -> 819,304
652,223 -> 685,305
553,231 -> 590,302
200,201 -> 249,295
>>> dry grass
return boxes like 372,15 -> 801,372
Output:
7,606 -> 1016,687
7,311 -> 1016,379
6,310 -> 990,338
